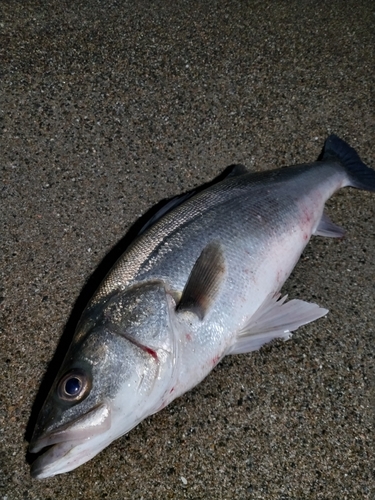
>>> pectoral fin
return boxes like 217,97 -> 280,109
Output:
227,293 -> 328,355
177,242 -> 226,320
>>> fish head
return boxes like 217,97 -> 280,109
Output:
30,281 -> 176,479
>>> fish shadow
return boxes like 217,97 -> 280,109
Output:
25,164 -> 246,464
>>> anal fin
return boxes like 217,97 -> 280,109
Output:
227,293 -> 328,355
314,211 -> 345,238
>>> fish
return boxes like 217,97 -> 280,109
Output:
29,135 -> 375,479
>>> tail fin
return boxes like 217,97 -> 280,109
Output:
322,135 -> 375,191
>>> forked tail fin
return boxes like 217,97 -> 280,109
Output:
322,135 -> 375,191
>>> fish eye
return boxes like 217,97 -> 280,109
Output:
57,369 -> 91,402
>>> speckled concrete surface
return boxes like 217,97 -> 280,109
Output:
1,1 -> 374,498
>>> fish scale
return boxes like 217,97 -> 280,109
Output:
96,161 -> 342,299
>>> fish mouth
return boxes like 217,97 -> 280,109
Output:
30,403 -> 111,479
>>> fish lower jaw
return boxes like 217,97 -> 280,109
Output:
30,423 -> 127,479
30,412 -> 147,479
31,438 -> 95,479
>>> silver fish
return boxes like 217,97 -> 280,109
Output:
29,135 -> 375,478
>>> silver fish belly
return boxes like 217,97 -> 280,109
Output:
29,135 -> 375,478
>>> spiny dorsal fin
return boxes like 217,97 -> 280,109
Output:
137,164 -> 248,236
177,242 -> 226,320
137,192 -> 196,236
223,164 -> 248,178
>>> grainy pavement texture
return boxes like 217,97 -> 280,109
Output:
1,1 -> 374,499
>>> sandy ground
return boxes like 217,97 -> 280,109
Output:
1,1 -> 374,498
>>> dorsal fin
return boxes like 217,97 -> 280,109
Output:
137,192 -> 195,235
137,164 -> 248,236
